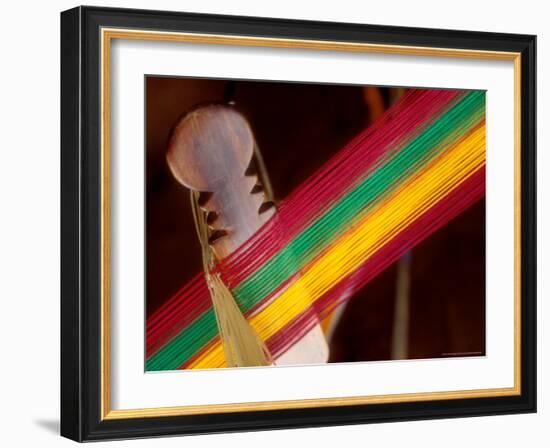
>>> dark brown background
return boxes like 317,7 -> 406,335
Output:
146,77 -> 485,362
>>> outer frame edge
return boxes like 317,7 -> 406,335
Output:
519,35 -> 537,415
60,5 -> 84,443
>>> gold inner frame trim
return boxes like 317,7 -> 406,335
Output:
100,27 -> 522,420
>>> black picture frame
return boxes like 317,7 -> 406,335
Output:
61,5 -> 536,442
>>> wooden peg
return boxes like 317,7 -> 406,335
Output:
167,105 -> 275,260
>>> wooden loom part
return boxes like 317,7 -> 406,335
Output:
167,105 -> 275,260
167,104 -> 328,366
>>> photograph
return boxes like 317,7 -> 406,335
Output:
145,79 -> 487,371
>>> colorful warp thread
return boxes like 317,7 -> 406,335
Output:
146,88 -> 486,371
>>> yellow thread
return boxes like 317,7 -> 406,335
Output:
191,191 -> 272,367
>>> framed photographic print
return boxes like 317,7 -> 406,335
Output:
60,6 -> 536,441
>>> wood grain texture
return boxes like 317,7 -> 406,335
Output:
167,105 -> 275,260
